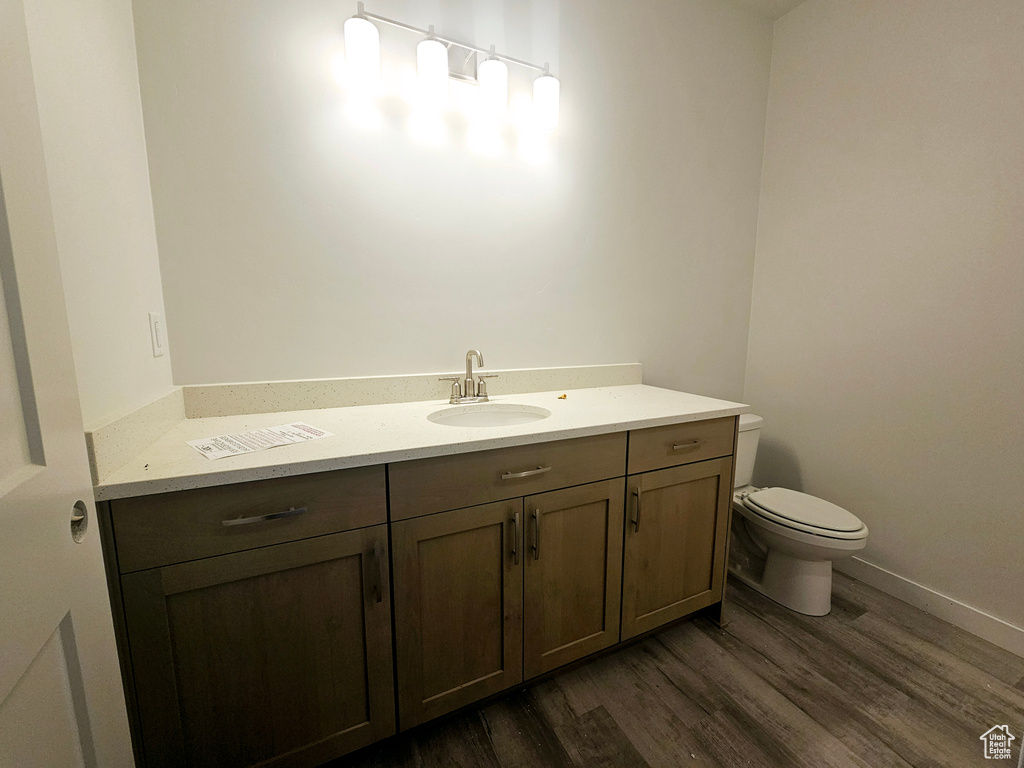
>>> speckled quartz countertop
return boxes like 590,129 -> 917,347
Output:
94,384 -> 748,501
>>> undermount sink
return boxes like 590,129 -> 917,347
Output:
427,403 -> 552,428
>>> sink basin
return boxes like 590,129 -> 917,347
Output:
427,403 -> 552,428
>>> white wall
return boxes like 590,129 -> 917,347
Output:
745,1 -> 1024,634
133,0 -> 772,399
22,0 -> 173,428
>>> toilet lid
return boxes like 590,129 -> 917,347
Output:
743,488 -> 863,533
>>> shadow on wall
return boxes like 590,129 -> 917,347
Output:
752,437 -> 803,491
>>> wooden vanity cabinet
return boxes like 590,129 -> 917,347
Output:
102,415 -> 741,762
392,479 -> 626,728
621,458 -> 733,639
621,417 -> 737,640
388,431 -> 627,520
523,478 -> 624,678
389,434 -> 628,728
111,467 -> 395,768
391,500 -> 523,729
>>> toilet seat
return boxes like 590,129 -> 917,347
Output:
741,488 -> 867,541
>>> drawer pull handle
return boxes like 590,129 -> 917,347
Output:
511,510 -> 521,565
632,487 -> 642,532
501,465 -> 552,480
372,540 -> 385,604
532,509 -> 542,560
672,440 -> 702,452
221,506 -> 307,527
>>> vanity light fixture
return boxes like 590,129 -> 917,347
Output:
346,4 -> 560,130
343,3 -> 380,94
533,67 -> 560,130
478,47 -> 509,119
416,27 -> 448,110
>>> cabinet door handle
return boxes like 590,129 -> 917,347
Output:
221,506 -> 306,527
511,511 -> 521,565
631,487 -> 642,532
671,440 -> 702,452
501,466 -> 552,480
531,509 -> 541,560
372,539 -> 385,604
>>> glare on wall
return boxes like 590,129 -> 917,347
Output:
409,109 -> 446,146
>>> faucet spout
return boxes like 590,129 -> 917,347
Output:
465,349 -> 483,396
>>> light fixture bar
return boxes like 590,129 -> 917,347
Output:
361,9 -> 550,75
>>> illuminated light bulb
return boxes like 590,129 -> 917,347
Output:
478,55 -> 508,120
343,15 -> 380,94
417,34 -> 449,110
533,73 -> 560,130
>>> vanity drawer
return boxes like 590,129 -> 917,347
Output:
627,416 -> 736,474
388,433 -> 627,521
110,465 -> 386,572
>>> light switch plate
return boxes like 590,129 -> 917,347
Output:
149,312 -> 165,358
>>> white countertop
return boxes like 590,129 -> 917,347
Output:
94,384 -> 748,501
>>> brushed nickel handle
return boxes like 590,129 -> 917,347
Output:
221,506 -> 306,527
477,374 -> 499,398
438,376 -> 462,401
532,509 -> 541,560
672,440 -> 702,452
373,539 -> 385,604
631,487 -> 642,532
501,465 -> 552,481
511,510 -> 521,565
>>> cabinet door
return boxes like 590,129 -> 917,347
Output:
621,457 -> 732,640
523,478 -> 625,678
392,500 -> 523,729
122,525 -> 395,768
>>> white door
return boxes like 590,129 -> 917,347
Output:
0,0 -> 133,766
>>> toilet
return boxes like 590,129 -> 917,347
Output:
729,414 -> 868,616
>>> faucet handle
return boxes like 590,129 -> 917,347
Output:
476,374 -> 499,399
438,376 -> 463,402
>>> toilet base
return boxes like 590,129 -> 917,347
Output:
730,550 -> 833,616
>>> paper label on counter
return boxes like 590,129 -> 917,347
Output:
187,422 -> 334,460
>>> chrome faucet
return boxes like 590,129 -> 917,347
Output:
464,349 -> 483,398
438,349 -> 498,404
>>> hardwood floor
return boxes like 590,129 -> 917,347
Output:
337,572 -> 1024,767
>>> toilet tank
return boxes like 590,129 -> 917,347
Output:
734,414 -> 764,488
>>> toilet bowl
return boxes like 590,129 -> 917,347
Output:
728,415 -> 868,616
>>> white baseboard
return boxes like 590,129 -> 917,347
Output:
835,557 -> 1024,658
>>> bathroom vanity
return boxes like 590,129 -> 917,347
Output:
93,382 -> 745,768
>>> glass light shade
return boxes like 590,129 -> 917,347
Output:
417,38 -> 449,109
477,57 -> 508,119
533,74 -> 560,130
344,16 -> 380,92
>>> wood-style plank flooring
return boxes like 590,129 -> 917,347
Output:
338,572 -> 1024,767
